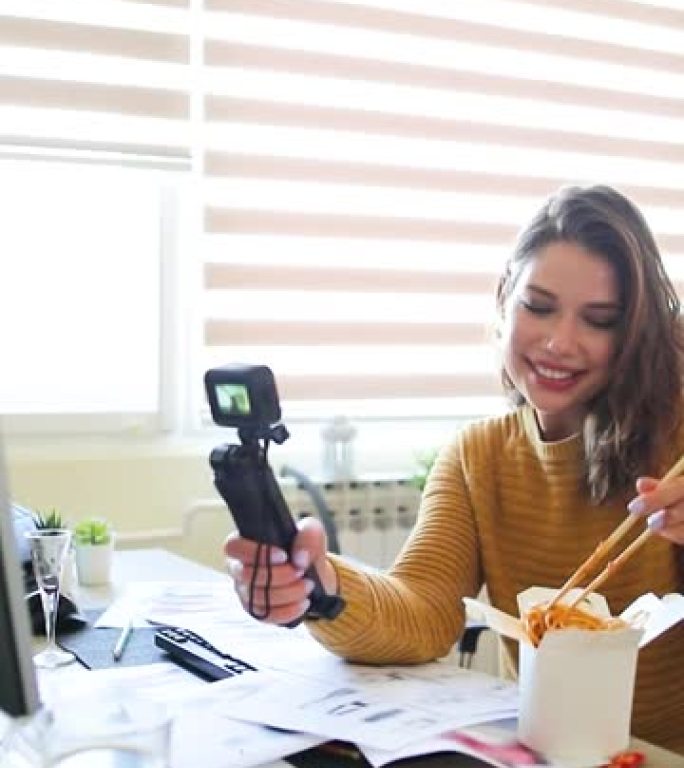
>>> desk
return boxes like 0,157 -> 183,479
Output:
74,547 -> 222,608
53,549 -> 684,768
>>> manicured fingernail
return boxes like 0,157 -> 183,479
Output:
293,550 -> 310,569
270,549 -> 288,564
298,599 -> 311,615
303,579 -> 315,596
627,498 -> 645,516
647,510 -> 666,531
227,560 -> 243,579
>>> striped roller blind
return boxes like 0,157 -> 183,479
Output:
0,0 -> 190,163
3,2 -> 683,424
201,0 -> 684,422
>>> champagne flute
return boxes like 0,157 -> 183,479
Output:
26,529 -> 76,669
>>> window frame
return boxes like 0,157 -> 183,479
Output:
0,148 -> 192,437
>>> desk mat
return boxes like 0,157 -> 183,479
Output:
57,610 -> 167,670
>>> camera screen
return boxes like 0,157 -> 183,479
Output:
215,383 -> 251,417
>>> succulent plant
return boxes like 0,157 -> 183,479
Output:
32,508 -> 66,530
73,517 -> 113,546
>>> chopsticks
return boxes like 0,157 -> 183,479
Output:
550,453 -> 684,610
567,527 -> 653,608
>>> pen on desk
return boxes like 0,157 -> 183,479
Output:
113,619 -> 133,662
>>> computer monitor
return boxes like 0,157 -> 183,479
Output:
0,442 -> 40,718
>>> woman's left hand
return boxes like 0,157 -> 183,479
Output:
628,476 -> 684,545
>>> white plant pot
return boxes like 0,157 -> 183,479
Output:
74,542 -> 114,586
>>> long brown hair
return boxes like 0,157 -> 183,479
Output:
496,185 -> 684,504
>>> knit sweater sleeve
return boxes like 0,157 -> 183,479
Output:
306,434 -> 481,664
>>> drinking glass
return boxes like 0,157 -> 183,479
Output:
36,695 -> 172,768
26,529 -> 76,669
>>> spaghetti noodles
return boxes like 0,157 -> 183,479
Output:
522,601 -> 627,647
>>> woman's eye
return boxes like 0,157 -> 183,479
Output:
520,300 -> 552,315
585,316 -> 619,330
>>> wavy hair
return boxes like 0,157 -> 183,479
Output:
495,185 -> 684,503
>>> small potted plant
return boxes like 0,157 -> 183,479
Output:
32,508 -> 67,531
72,516 -> 115,586
31,507 -> 77,594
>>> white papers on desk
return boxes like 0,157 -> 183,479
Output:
172,706 -> 321,768
38,662 -> 207,710
38,662 -> 323,768
95,581 -> 518,755
155,605 -> 518,750
163,676 -> 326,768
206,665 -> 517,751
95,580 -> 238,628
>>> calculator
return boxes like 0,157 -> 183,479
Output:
154,626 -> 257,681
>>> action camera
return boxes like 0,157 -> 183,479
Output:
205,364 -> 344,624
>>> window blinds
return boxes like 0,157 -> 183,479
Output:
201,0 -> 684,420
2,1 -> 683,423
0,0 -> 190,163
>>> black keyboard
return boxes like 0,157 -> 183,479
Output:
154,626 -> 257,681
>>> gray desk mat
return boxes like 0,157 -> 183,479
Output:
57,610 -> 168,670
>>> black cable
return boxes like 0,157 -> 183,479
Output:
248,541 -> 274,620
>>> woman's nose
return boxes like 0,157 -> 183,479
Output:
544,317 -> 578,355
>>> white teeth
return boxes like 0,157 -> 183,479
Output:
535,364 -> 573,380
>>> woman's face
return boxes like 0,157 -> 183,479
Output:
501,241 -> 621,441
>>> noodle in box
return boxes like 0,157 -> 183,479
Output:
464,588 -> 684,767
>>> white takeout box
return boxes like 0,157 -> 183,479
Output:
464,588 -> 684,767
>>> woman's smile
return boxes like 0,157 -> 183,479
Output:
527,359 -> 584,392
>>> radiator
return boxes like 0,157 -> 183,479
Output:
280,475 -> 422,569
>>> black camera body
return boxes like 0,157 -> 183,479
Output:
205,365 -> 283,435
205,365 -> 344,623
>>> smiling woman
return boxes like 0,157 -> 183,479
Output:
495,185 -> 683,504
225,184 -> 684,756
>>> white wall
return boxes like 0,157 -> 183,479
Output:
4,418 -> 469,569
6,437 -> 220,564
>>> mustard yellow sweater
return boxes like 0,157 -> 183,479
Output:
308,406 -> 684,754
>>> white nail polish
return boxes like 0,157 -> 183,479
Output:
299,599 -> 311,615
647,510 -> 666,531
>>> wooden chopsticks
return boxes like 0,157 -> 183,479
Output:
549,452 -> 684,610
567,526 -> 653,608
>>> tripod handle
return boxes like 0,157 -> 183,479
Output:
211,443 -> 344,623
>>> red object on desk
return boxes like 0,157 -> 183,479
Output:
603,751 -> 645,768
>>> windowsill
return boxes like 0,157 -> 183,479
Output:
3,415 -> 479,475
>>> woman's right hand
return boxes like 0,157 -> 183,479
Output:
223,516 -> 336,626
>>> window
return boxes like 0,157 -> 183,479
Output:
0,158 -> 186,434
0,0 -> 190,434
1,1 -> 683,435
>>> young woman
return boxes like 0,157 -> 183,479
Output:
224,185 -> 684,753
